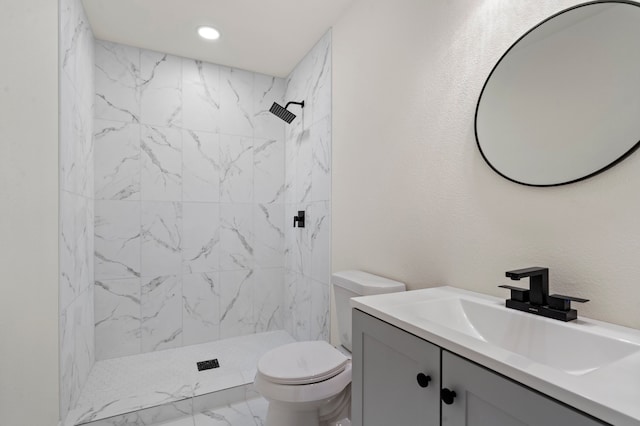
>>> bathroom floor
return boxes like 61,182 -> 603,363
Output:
66,331 -> 294,425
152,398 -> 353,426
153,396 -> 268,426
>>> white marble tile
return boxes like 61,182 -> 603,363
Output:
60,0 -> 94,105
220,67 -> 254,137
183,59 -> 221,133
253,268 -> 284,333
95,40 -> 141,123
95,278 -> 141,360
253,204 -> 284,269
154,415 -> 196,426
60,72 -> 93,196
141,275 -> 183,352
95,200 -> 141,280
192,397 -> 267,426
75,287 -> 95,393
183,272 -> 221,346
140,51 -> 182,127
59,72 -> 77,195
75,195 -> 94,294
183,129 -> 220,202
86,399 -> 193,426
309,31 -> 332,125
283,270 -> 311,341
60,301 -> 79,421
219,204 -> 254,270
220,134 -> 253,203
253,138 -> 285,204
309,201 -> 331,285
141,125 -> 182,201
310,279 -> 330,342
294,130 -> 313,205
60,191 -> 78,309
72,331 -> 294,424
182,203 -> 220,274
94,119 -> 141,200
253,73 -> 285,140
141,202 -> 183,276
311,116 -> 331,203
219,270 -> 255,339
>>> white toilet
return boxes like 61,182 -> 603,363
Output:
255,270 -> 406,426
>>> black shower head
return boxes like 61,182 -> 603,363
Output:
269,100 -> 305,123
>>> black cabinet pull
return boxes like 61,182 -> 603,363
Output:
441,388 -> 457,405
416,373 -> 431,388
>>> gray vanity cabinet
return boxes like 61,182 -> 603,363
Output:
441,351 -> 605,426
353,309 -> 607,426
352,309 -> 440,426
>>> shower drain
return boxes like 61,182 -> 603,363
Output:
196,358 -> 220,371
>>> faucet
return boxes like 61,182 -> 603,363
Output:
505,267 -> 548,306
499,267 -> 588,322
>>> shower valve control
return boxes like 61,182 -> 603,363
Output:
293,211 -> 305,228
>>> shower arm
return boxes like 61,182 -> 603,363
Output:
285,101 -> 305,109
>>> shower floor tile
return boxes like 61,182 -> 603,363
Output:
66,331 -> 294,426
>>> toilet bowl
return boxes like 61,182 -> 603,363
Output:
255,341 -> 352,426
255,271 -> 406,426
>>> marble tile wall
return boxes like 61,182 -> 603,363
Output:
283,31 -> 333,341
59,0 -> 96,421
93,40 -> 289,359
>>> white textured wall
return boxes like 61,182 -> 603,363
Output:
0,1 -> 60,425
332,0 -> 640,330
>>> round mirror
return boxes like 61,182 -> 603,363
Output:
475,1 -> 640,187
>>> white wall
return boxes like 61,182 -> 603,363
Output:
0,1 -> 60,425
332,0 -> 640,330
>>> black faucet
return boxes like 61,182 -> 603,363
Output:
499,267 -> 589,322
505,267 -> 548,306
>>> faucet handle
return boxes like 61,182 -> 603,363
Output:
498,285 -> 530,302
548,294 -> 589,311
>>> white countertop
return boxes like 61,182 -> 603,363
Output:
351,286 -> 640,426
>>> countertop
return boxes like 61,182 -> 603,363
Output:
351,286 -> 640,426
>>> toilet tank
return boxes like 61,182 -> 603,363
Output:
332,270 -> 405,351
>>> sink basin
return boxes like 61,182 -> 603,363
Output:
386,297 -> 640,375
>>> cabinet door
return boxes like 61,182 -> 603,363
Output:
441,351 -> 607,426
352,309 -> 440,426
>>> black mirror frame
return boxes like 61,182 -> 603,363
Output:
474,0 -> 640,187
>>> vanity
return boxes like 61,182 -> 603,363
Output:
350,287 -> 640,426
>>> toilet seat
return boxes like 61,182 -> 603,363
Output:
255,361 -> 352,404
257,341 -> 348,385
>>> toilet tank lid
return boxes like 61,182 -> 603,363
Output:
332,270 -> 406,296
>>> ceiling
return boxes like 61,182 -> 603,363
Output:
82,0 -> 355,77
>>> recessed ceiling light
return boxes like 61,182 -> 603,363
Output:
197,26 -> 220,40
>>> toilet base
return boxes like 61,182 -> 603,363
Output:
264,384 -> 351,426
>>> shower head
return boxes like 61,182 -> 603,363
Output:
269,100 -> 305,123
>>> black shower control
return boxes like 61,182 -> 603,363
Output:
293,211 -> 305,228
197,358 -> 220,371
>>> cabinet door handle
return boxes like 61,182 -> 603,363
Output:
416,373 -> 431,388
441,388 -> 457,405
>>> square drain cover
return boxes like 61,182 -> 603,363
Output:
197,358 -> 220,371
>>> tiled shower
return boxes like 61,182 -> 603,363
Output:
59,0 -> 331,422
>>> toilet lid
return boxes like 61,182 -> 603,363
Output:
257,341 -> 348,385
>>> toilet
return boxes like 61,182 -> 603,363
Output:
255,270 -> 406,426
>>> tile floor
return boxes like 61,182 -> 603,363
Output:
154,396 -> 268,426
66,331 -> 294,425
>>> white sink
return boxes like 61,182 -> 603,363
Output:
385,296 -> 640,375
